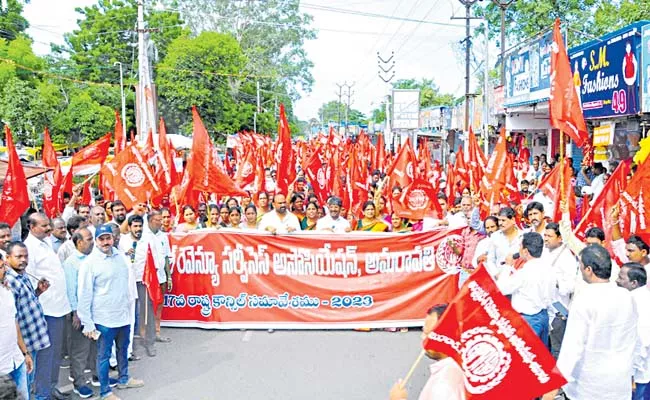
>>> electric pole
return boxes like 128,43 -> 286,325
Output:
335,83 -> 345,133
344,82 -> 355,137
452,0 -> 481,133
136,0 -> 158,142
492,0 -> 516,87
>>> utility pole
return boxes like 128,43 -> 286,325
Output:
492,0 -> 516,87
137,0 -> 158,142
335,82 -> 345,134
344,82 -> 355,137
452,0 -> 481,133
114,61 -> 127,137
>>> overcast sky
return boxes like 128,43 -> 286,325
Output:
24,0 -> 482,121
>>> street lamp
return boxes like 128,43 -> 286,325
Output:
114,61 -> 127,137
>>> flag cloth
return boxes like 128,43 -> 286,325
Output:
549,19 -> 588,147
392,178 -> 442,220
114,111 -> 126,154
423,266 -> 567,399
101,144 -> 161,209
0,126 -> 30,226
183,106 -> 246,197
71,133 -> 111,175
467,127 -> 486,191
155,117 -> 180,193
41,127 -> 62,218
143,244 -> 163,310
618,159 -> 650,244
274,103 -> 293,195
385,137 -> 416,191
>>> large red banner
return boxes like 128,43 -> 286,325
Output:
162,230 -> 462,329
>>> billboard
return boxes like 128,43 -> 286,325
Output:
392,89 -> 420,129
570,24 -> 642,119
642,24 -> 650,112
504,30 -> 555,107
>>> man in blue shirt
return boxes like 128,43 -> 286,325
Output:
77,225 -> 144,400
62,228 -> 95,398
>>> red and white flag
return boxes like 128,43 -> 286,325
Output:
41,127 -> 62,218
423,266 -> 567,399
71,133 -> 111,175
618,159 -> 650,244
0,126 -> 30,226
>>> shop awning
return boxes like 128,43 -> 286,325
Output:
504,97 -> 549,109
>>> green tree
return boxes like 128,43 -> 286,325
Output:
0,0 -> 29,41
317,100 -> 366,126
165,0 -> 316,99
51,89 -> 114,145
157,31 -> 270,138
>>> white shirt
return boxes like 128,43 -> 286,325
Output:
417,358 -> 465,400
422,213 -> 467,231
472,236 -> 493,271
315,215 -> 350,233
0,286 -> 24,374
542,245 -> 578,311
486,229 -> 523,277
558,282 -> 638,400
496,257 -> 556,315
632,286 -> 650,383
25,233 -> 71,317
258,210 -> 301,234
57,239 -> 76,264
590,173 -> 605,202
133,227 -> 170,285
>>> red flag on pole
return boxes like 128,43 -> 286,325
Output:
155,117 -> 180,192
143,244 -> 163,311
41,127 -> 62,218
549,19 -> 588,147
392,178 -> 442,220
0,126 -> 30,226
71,133 -> 111,175
467,127 -> 486,191
385,137 -> 416,191
274,103 -> 293,195
423,266 -> 567,399
114,110 -> 126,154
618,159 -> 650,244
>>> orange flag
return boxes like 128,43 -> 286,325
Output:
143,244 -> 163,311
618,159 -> 650,244
467,127 -> 486,191
385,137 -> 416,191
392,178 -> 442,220
71,133 -> 111,175
114,111 -> 126,153
0,126 -> 30,225
549,19 -> 588,147
234,149 -> 256,189
101,144 -> 161,209
155,117 -> 179,192
274,103 -> 293,195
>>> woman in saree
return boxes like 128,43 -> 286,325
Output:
175,205 -> 202,233
300,201 -> 319,231
390,213 -> 412,233
241,204 -> 258,230
356,201 -> 389,232
227,206 -> 242,228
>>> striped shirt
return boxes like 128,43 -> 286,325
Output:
4,268 -> 50,353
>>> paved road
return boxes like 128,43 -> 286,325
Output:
59,327 -> 432,400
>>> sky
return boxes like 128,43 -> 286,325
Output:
23,0 -> 486,121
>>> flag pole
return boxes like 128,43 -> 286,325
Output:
400,350 -> 426,388
559,130 -> 565,202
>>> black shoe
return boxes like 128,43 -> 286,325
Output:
129,353 -> 141,361
51,387 -> 71,399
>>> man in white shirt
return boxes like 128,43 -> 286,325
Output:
133,210 -> 172,357
57,215 -> 89,264
589,162 -> 606,202
525,201 -> 547,234
615,263 -> 650,400
542,222 -> 578,358
497,232 -> 556,345
316,197 -> 351,233
49,218 -> 67,254
0,254 -> 33,400
422,193 -> 467,231
77,224 -> 144,400
544,244 -> 639,400
87,206 -> 107,237
259,193 -> 301,234
486,207 -> 523,277
25,213 -> 72,400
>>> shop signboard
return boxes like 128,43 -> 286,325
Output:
593,123 -> 615,147
570,24 -> 643,119
504,30 -> 555,107
642,24 -> 650,112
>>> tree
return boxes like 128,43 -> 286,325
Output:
393,79 -> 456,108
51,89 -> 114,145
164,0 -> 316,99
317,100 -> 366,126
0,0 -> 29,41
157,31 -> 272,138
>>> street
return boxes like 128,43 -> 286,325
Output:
59,328 -> 432,400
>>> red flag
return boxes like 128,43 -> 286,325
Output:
385,137 -> 416,191
424,265 -> 567,399
467,127 -> 486,191
305,149 -> 329,205
184,106 -> 246,197
549,19 -> 588,147
143,244 -> 163,310
101,144 -> 161,209
41,127 -> 62,218
454,148 -> 470,193
155,117 -> 180,192
374,133 -> 386,172
234,149 -> 256,189
81,180 -> 92,206
71,133 -> 111,175
575,160 -> 631,247
618,160 -> 650,244
252,152 -> 266,201
274,104 -> 293,195
536,161 -> 576,223
392,178 -> 442,220
114,111 -> 126,153
59,170 -> 74,210
0,126 -> 30,225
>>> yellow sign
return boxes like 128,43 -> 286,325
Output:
593,124 -> 614,147
593,146 -> 608,162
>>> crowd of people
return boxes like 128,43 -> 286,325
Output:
0,150 -> 649,400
